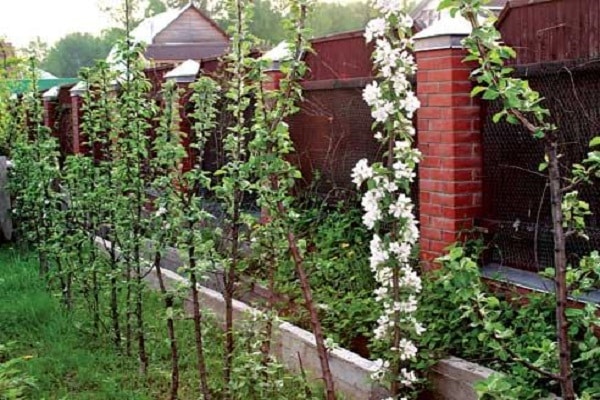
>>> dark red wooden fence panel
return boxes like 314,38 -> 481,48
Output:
304,30 -> 374,81
287,30 -> 379,195
497,0 -> 600,65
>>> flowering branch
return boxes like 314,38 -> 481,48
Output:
353,1 -> 423,398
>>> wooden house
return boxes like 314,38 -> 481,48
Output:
115,3 -> 229,65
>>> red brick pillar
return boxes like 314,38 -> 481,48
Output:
165,60 -> 201,173
258,67 -> 284,224
263,69 -> 284,91
42,88 -> 58,136
414,18 -> 483,267
70,83 -> 86,155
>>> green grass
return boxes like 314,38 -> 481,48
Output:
0,247 -> 158,399
0,246 -> 323,400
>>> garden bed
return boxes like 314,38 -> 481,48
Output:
97,236 -> 497,400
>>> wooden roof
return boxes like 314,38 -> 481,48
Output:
123,4 -> 229,63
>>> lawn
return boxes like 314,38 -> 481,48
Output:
0,245 -> 318,400
0,246 -> 170,399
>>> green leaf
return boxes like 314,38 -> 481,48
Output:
589,136 -> 600,148
505,114 -> 518,124
437,0 -> 455,10
471,86 -> 487,97
482,89 -> 500,101
492,110 -> 506,123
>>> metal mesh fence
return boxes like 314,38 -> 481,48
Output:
481,63 -> 600,271
288,87 -> 381,197
288,86 -> 419,209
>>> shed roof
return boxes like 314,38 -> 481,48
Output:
130,3 -> 227,45
107,3 -> 229,67
145,43 -> 228,61
6,78 -> 78,95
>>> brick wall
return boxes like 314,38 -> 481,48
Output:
70,94 -> 84,155
415,47 -> 482,266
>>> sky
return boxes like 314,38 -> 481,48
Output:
0,0 -> 114,49
0,0 -> 357,50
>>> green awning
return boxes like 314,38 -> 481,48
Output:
6,78 -> 79,95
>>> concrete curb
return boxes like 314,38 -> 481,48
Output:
95,237 -> 497,400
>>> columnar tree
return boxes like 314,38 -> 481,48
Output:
247,1 -> 337,398
352,1 -> 423,398
439,1 -> 600,399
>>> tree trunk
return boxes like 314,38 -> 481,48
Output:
545,141 -> 575,400
278,201 -> 336,400
189,245 -> 211,400
125,262 -> 133,357
110,274 -> 121,351
153,251 -> 179,400
223,210 -> 240,399
135,246 -> 148,375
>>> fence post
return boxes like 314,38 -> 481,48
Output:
42,87 -> 59,136
414,14 -> 483,267
70,82 -> 87,155
165,60 -> 200,173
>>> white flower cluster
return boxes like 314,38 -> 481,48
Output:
351,158 -> 373,187
363,19 -> 419,125
371,358 -> 390,381
353,2 -> 423,393
364,18 -> 386,43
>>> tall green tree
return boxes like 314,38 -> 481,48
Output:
145,0 -> 167,17
307,1 -> 375,38
41,33 -> 113,78
249,0 -> 286,46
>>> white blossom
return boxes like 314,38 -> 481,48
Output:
362,189 -> 384,229
393,295 -> 418,313
399,266 -> 422,292
362,81 -> 382,107
371,101 -> 394,123
374,39 -> 400,78
388,193 -> 413,219
398,338 -> 418,360
399,14 -> 414,29
351,158 -> 373,187
369,235 -> 389,269
399,368 -> 417,386
370,358 -> 390,381
374,286 -> 388,302
357,6 -> 422,392
413,320 -> 426,335
389,241 -> 411,262
364,18 -> 386,43
392,74 -> 409,95
373,0 -> 403,16
401,91 -> 421,117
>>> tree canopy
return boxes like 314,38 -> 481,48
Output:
41,32 -> 115,78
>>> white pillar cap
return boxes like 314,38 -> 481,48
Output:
70,81 -> 88,97
413,11 -> 472,51
165,59 -> 200,83
42,86 -> 59,100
